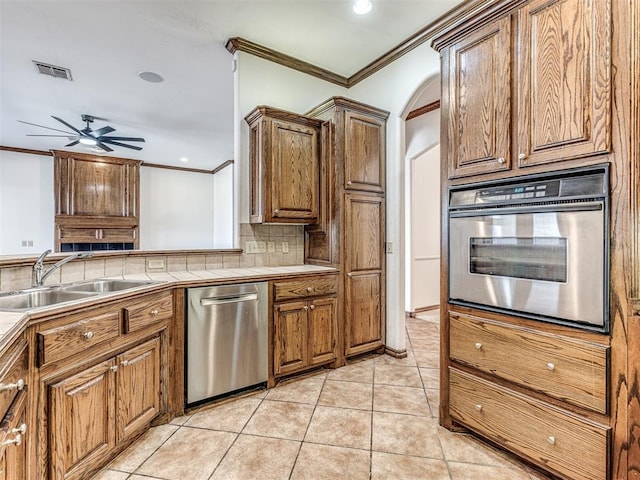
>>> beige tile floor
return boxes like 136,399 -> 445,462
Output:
93,310 -> 551,480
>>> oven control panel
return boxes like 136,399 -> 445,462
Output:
476,180 -> 560,203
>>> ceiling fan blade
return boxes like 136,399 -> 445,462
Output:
92,126 -> 115,136
100,139 -> 143,151
26,134 -> 76,137
100,136 -> 145,142
18,120 -> 75,134
65,140 -> 80,147
51,116 -> 83,135
95,141 -> 114,152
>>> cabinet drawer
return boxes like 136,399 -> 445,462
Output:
0,340 -> 28,419
37,311 -> 120,366
449,368 -> 609,480
273,276 -> 338,301
450,313 -> 608,413
123,291 -> 173,333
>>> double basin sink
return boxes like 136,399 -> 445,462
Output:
0,279 -> 158,311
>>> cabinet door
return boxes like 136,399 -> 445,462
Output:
49,359 -> 116,480
116,337 -> 161,442
345,272 -> 383,356
273,301 -> 308,376
270,120 -> 319,222
516,0 -> 611,167
344,193 -> 384,273
344,111 -> 385,192
308,297 -> 338,366
0,392 -> 28,480
445,16 -> 512,178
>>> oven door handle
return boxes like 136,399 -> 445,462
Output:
449,201 -> 603,218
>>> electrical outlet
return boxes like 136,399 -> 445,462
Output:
245,241 -> 258,254
267,241 -> 275,253
147,259 -> 166,269
385,242 -> 394,254
256,241 -> 267,253
282,241 -> 289,253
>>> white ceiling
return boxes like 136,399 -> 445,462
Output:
0,0 -> 463,170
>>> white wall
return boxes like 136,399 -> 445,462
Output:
139,167 -> 216,250
213,164 -> 234,248
410,144 -> 440,310
0,150 -> 54,255
347,41 -> 442,352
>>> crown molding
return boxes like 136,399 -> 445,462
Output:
406,100 -> 440,121
0,145 -> 52,156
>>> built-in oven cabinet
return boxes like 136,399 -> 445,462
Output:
441,0 -> 612,179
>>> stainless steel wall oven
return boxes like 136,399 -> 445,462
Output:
448,165 -> 609,332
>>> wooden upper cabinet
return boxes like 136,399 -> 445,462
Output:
445,16 -> 512,179
344,111 -> 385,192
246,107 -> 322,224
516,0 -> 611,167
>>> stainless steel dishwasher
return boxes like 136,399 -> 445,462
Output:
186,282 -> 268,406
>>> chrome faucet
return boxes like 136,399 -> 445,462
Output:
32,250 -> 94,287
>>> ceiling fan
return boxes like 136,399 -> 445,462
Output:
18,114 -> 145,152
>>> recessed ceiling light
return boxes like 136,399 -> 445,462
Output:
139,71 -> 164,83
180,157 -> 189,162
353,0 -> 372,15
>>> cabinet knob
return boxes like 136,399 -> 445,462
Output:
475,342 -> 483,350
546,362 -> 555,371
303,306 -> 309,311
547,436 -> 556,445
306,287 -> 313,292
2,433 -> 22,448
121,360 -> 130,367
347,181 -> 353,186
110,365 -> 118,372
0,378 -> 25,392
274,209 -> 280,214
150,309 -> 159,316
83,331 -> 94,340
497,157 -> 505,164
518,153 -> 526,160
475,404 -> 483,412
309,304 -> 315,310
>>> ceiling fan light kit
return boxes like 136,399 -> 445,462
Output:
18,114 -> 146,152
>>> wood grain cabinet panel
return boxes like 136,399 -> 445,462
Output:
449,368 -> 609,480
344,111 -> 385,192
272,276 -> 338,301
0,390 -> 28,480
123,291 -> 173,333
345,272 -> 383,356
273,301 -> 309,376
516,0 -> 611,167
49,359 -> 116,480
345,193 -> 384,272
308,297 -> 338,366
116,338 -> 161,441
445,16 -> 512,179
450,313 -> 609,413
246,107 -> 322,224
0,339 -> 28,421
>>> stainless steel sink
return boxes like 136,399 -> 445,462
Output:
60,279 -> 157,293
0,288 -> 97,311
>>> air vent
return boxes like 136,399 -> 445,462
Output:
32,61 -> 73,81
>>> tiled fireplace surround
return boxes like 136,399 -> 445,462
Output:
0,224 -> 304,292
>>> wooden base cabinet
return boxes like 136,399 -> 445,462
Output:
0,389 -> 28,480
48,337 -> 161,480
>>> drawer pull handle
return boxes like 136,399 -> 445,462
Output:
110,365 -> 118,372
309,304 -> 315,310
2,433 -> 22,447
547,436 -> 556,445
306,287 -> 313,292
83,331 -> 94,340
475,404 -> 483,412
475,343 -> 483,350
11,423 -> 27,436
0,378 -> 25,392
497,157 -> 505,164
150,309 -> 159,316
546,363 -> 555,371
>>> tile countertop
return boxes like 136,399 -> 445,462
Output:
0,264 -> 337,355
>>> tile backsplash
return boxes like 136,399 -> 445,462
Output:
0,223 -> 305,292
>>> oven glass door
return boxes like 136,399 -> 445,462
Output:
449,203 -> 605,326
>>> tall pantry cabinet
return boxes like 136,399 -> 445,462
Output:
305,97 -> 389,361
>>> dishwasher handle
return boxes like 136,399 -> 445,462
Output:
200,293 -> 259,306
